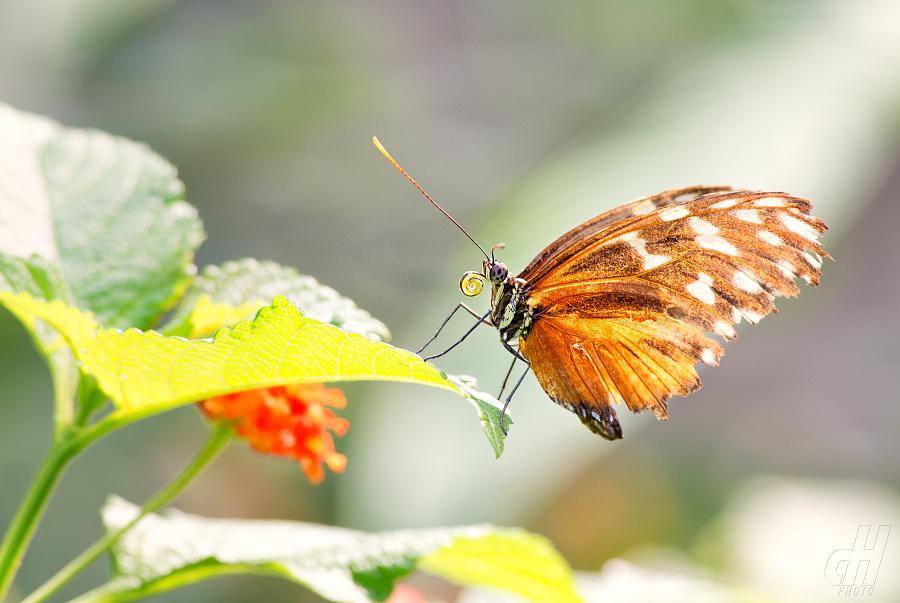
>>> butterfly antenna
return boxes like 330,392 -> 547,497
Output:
374,137 -> 490,261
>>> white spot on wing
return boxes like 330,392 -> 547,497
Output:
687,273 -> 716,306
777,259 -> 796,278
701,348 -> 718,366
714,320 -> 736,339
802,251 -> 822,269
623,232 -> 670,271
754,197 -> 789,208
629,237 -> 646,255
733,270 -> 762,293
781,213 -> 818,241
696,235 -> 739,256
601,230 -> 636,247
623,232 -> 649,258
631,202 -> 655,216
643,254 -> 669,270
758,230 -> 783,246
710,199 -> 739,210
659,205 -> 690,222
688,217 -> 718,235
736,307 -> 763,324
732,209 -> 761,224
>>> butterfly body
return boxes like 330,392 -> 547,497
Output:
471,186 -> 829,440
486,268 -> 532,342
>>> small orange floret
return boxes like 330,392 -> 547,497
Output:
385,585 -> 427,603
198,383 -> 349,483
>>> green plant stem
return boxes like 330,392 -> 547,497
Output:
19,424 -> 233,603
0,438 -> 78,603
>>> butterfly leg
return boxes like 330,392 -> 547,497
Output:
496,355 -> 517,400
499,340 -> 531,435
501,339 -> 528,363
417,303 -> 490,354
423,309 -> 492,361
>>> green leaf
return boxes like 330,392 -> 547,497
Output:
161,258 -> 390,341
445,375 -> 512,458
81,497 -> 581,603
350,559 -> 417,602
419,533 -> 583,603
0,253 -> 74,304
43,123 -> 205,330
77,295 -> 513,453
0,257 -> 87,427
0,102 -> 205,331
0,104 -> 59,262
79,295 -> 450,421
0,292 -> 509,454
97,496 -> 489,603
0,291 -> 100,362
0,103 -> 202,427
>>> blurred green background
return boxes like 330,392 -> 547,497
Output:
2,0 -> 899,602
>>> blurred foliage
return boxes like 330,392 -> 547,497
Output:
2,0 -> 900,601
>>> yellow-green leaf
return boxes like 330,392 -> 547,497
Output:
0,290 -> 99,360
0,256 -> 85,426
419,532 -> 583,603
0,291 -> 511,455
180,295 -> 263,339
81,296 -> 447,420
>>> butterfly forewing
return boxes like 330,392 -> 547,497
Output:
517,188 -> 829,439
519,186 -> 732,286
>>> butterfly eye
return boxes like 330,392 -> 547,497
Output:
460,271 -> 486,297
488,262 -> 508,284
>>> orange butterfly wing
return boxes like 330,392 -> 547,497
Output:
517,188 -> 830,439
519,186 -> 732,283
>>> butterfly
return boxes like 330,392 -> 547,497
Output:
374,139 -> 830,439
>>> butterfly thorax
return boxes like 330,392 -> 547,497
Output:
485,259 -> 533,343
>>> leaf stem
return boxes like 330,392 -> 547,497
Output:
18,424 -> 233,603
0,437 -> 77,602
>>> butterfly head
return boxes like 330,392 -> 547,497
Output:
486,259 -> 508,284
485,243 -> 508,284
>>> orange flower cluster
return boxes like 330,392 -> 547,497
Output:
199,383 -> 349,483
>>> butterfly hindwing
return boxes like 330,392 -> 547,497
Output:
520,299 -> 721,439
518,189 -> 829,437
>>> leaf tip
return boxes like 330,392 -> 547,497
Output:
271,295 -> 292,310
